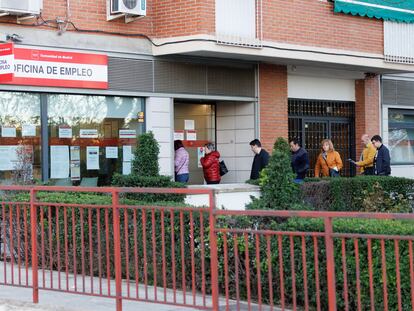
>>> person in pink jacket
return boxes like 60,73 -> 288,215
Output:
174,140 -> 190,183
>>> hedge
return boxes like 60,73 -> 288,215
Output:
216,216 -> 414,311
301,176 -> 414,212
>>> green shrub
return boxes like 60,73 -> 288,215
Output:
215,215 -> 414,310
301,176 -> 414,212
111,174 -> 185,203
248,137 -> 301,210
132,132 -> 160,177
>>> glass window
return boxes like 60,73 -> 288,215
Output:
0,91 -> 41,181
48,95 -> 145,185
388,108 -> 414,164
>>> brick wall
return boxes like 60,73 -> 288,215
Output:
355,76 -> 380,165
262,0 -> 383,54
258,64 -> 288,153
2,0 -> 382,54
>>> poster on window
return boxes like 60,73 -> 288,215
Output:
86,146 -> 99,170
186,130 -> 197,141
80,129 -> 98,139
0,145 -> 18,171
59,126 -> 72,138
2,126 -> 16,138
123,145 -> 133,162
122,161 -> 132,175
197,146 -> 205,168
70,161 -> 81,181
105,146 -> 118,159
70,146 -> 80,161
50,145 -> 70,178
22,124 -> 36,137
174,131 -> 185,140
119,129 -> 136,139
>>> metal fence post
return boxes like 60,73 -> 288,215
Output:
324,217 -> 337,311
112,189 -> 123,311
208,190 -> 219,310
30,188 -> 39,303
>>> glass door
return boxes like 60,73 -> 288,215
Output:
174,103 -> 216,184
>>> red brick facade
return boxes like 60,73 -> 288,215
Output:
9,0 -> 382,54
355,76 -> 381,163
258,64 -> 288,152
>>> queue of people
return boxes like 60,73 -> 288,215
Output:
174,133 -> 391,185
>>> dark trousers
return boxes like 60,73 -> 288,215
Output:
363,167 -> 375,175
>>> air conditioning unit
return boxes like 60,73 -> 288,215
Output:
0,0 -> 42,15
111,0 -> 146,16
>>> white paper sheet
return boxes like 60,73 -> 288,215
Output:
184,120 -> 195,130
186,130 -> 197,141
22,124 -> 36,137
2,126 -> 16,138
70,146 -> 80,161
0,146 -> 18,171
123,145 -> 133,162
105,146 -> 118,159
50,145 -> 70,178
59,127 -> 72,138
80,129 -> 98,138
119,129 -> 136,139
122,161 -> 131,175
86,146 -> 100,170
174,131 -> 185,140
197,146 -> 205,168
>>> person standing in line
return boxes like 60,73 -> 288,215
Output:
354,134 -> 376,175
174,140 -> 190,183
289,138 -> 310,183
200,142 -> 221,184
371,135 -> 391,176
314,139 -> 343,177
249,139 -> 270,180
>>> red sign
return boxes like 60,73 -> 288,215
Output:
0,43 -> 14,82
2,47 -> 108,89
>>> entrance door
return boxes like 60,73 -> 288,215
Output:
174,103 -> 216,184
303,120 -> 354,177
289,98 -> 355,177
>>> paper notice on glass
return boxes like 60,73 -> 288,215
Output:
184,120 -> 195,130
106,146 -> 118,159
197,146 -> 205,168
174,131 -> 185,140
2,126 -> 16,138
22,124 -> 36,137
70,161 -> 81,181
50,145 -> 70,178
122,162 -> 132,175
119,129 -> 136,139
123,145 -> 133,162
70,146 -> 80,161
86,146 -> 100,170
59,126 -> 72,138
80,129 -> 98,139
0,145 -> 18,171
186,130 -> 197,141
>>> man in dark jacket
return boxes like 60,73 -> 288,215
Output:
371,135 -> 391,176
289,138 -> 310,183
249,139 -> 270,180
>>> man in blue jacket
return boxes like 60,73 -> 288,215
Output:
289,138 -> 310,183
371,135 -> 391,176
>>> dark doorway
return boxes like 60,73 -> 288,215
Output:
288,99 -> 356,177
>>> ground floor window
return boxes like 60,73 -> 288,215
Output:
388,108 -> 414,164
0,91 -> 145,185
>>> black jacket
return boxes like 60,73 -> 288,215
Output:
291,147 -> 310,179
374,144 -> 391,176
250,149 -> 270,180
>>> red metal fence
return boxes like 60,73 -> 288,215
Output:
1,186 -> 414,311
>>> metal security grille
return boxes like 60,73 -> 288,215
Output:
288,99 -> 355,177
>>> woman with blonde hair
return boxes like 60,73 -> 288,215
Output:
314,139 -> 343,177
